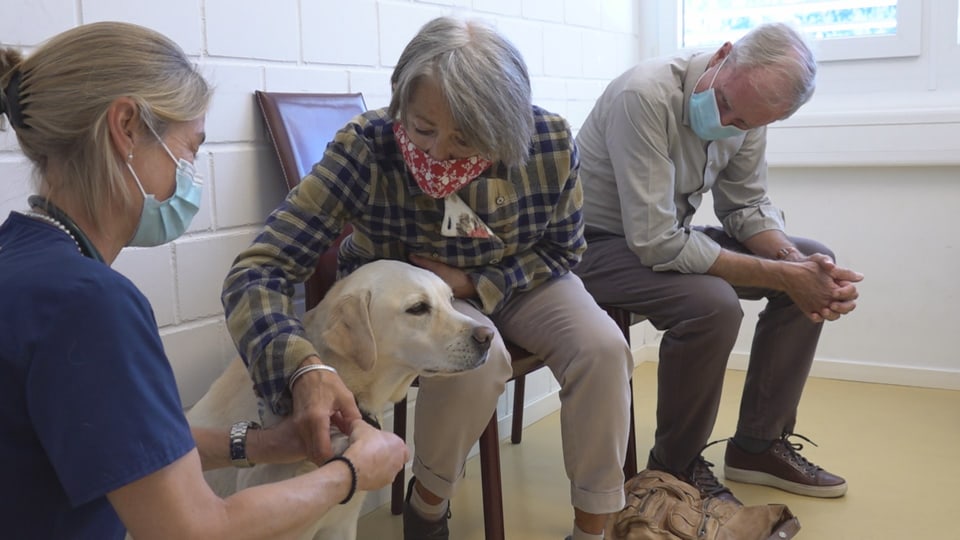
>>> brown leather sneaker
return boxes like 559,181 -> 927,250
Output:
647,452 -> 742,505
724,435 -> 848,498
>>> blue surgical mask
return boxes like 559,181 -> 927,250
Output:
126,126 -> 203,247
689,56 -> 745,141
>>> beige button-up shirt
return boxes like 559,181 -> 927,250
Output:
576,52 -> 786,274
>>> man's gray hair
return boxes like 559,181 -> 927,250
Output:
389,17 -> 534,167
730,22 -> 817,117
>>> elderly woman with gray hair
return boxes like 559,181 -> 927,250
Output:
223,16 -> 634,540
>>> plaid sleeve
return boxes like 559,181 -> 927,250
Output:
470,114 -> 586,314
221,126 -> 373,415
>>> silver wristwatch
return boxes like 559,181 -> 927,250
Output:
229,420 -> 261,468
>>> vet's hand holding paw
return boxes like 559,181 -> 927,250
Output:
291,357 -> 364,465
247,415 -> 309,465
343,419 -> 410,491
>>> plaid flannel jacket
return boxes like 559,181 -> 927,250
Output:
222,106 -> 585,414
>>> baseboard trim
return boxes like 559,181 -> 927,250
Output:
635,345 -> 960,391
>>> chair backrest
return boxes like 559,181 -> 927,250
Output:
254,91 -> 367,308
255,91 -> 367,189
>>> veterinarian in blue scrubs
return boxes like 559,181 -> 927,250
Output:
0,22 -> 406,539
223,16 -> 634,540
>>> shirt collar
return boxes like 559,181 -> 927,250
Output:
681,52 -> 714,127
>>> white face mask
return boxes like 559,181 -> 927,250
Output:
126,124 -> 203,247
689,56 -> 745,141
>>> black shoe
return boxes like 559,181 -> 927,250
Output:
403,477 -> 450,540
647,451 -> 741,505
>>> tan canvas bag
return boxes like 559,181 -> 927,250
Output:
609,470 -> 802,540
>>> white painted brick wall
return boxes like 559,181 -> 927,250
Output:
301,0 -> 380,66
202,64 -> 265,144
211,146 -> 289,228
83,0 -> 204,55
1,1 -> 642,414
348,70 -> 393,109
264,66 -> 351,93
175,232 -> 262,322
0,0 -> 75,45
113,246 -> 177,326
206,0 -> 301,61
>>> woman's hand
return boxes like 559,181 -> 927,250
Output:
290,357 -> 363,465
409,254 -> 477,299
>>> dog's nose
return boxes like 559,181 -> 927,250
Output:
472,326 -> 495,347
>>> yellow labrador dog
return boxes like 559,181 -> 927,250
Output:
187,259 -> 492,539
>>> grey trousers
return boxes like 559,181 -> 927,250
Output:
574,227 -> 828,472
411,272 -> 634,514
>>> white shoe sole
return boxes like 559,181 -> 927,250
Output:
724,465 -> 848,498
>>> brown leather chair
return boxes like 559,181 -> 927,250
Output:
254,90 -> 638,540
255,91 -> 368,309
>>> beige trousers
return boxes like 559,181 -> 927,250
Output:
411,272 -> 634,514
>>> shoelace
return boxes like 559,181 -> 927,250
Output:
688,456 -> 730,497
684,439 -> 732,497
777,432 -> 823,476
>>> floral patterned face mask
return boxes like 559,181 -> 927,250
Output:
393,122 -> 491,199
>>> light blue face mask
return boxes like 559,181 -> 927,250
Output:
689,56 -> 745,141
126,125 -> 203,247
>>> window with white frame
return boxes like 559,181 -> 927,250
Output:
672,0 -> 921,61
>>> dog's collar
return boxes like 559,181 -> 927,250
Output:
359,406 -> 381,430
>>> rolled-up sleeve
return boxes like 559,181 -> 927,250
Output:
221,133 -> 371,415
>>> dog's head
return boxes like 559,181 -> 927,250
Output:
303,260 -> 491,383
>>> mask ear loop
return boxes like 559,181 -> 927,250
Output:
125,152 -> 149,199
144,120 -> 181,164
707,55 -> 729,91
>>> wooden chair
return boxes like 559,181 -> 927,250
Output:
254,91 -> 638,540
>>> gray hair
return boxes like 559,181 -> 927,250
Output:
389,17 -> 534,167
0,21 -> 211,230
729,22 -> 817,117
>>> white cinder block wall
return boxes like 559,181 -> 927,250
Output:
0,1 -> 641,508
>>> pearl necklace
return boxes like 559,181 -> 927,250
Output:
25,210 -> 83,254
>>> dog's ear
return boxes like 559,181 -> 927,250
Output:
320,290 -> 377,372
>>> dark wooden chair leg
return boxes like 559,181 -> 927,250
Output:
603,305 -> 640,480
511,375 -> 526,444
391,397 -> 407,515
479,412 -> 505,540
623,379 -> 638,479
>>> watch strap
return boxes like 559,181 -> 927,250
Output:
229,420 -> 261,468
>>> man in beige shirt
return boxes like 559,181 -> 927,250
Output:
574,23 -> 863,502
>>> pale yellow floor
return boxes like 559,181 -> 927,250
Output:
358,362 -> 960,540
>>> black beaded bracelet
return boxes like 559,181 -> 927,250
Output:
326,455 -> 357,505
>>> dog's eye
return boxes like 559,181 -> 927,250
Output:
406,301 -> 431,315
